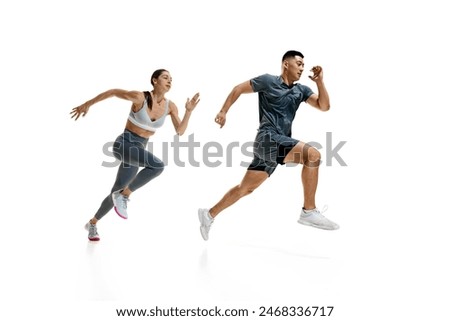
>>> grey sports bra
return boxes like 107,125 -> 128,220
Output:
128,93 -> 170,132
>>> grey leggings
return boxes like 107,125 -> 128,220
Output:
94,130 -> 165,220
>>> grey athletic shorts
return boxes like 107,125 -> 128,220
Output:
247,130 -> 299,176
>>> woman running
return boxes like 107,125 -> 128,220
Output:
71,69 -> 200,241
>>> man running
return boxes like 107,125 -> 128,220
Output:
198,50 -> 339,241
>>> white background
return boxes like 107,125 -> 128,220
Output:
1,0 -> 449,320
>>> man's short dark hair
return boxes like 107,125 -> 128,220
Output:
282,50 -> 304,61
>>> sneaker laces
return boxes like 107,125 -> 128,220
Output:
310,205 -> 328,214
318,205 -> 328,215
89,224 -> 97,234
304,205 -> 328,217
313,205 -> 329,218
203,218 -> 213,228
121,196 -> 129,209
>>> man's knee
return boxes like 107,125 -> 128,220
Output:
304,146 -> 321,167
238,186 -> 254,197
238,184 -> 259,197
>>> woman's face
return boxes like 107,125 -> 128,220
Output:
153,71 -> 172,91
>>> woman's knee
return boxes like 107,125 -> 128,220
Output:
155,164 -> 165,176
151,159 -> 165,176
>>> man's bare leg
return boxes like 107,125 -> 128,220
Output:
209,170 -> 269,218
283,141 -> 321,210
284,141 -> 339,230
198,170 -> 268,240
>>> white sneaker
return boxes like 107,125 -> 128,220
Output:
298,206 -> 339,230
84,222 -> 100,241
112,190 -> 129,219
198,208 -> 214,241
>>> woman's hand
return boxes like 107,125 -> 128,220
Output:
185,92 -> 200,112
70,103 -> 90,120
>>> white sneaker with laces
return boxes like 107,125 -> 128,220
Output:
298,206 -> 339,230
84,222 -> 100,241
198,208 -> 214,241
112,190 -> 129,219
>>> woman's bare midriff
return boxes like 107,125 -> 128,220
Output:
125,120 -> 155,139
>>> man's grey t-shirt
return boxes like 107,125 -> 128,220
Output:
250,74 -> 313,137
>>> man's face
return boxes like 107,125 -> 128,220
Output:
285,56 -> 305,81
